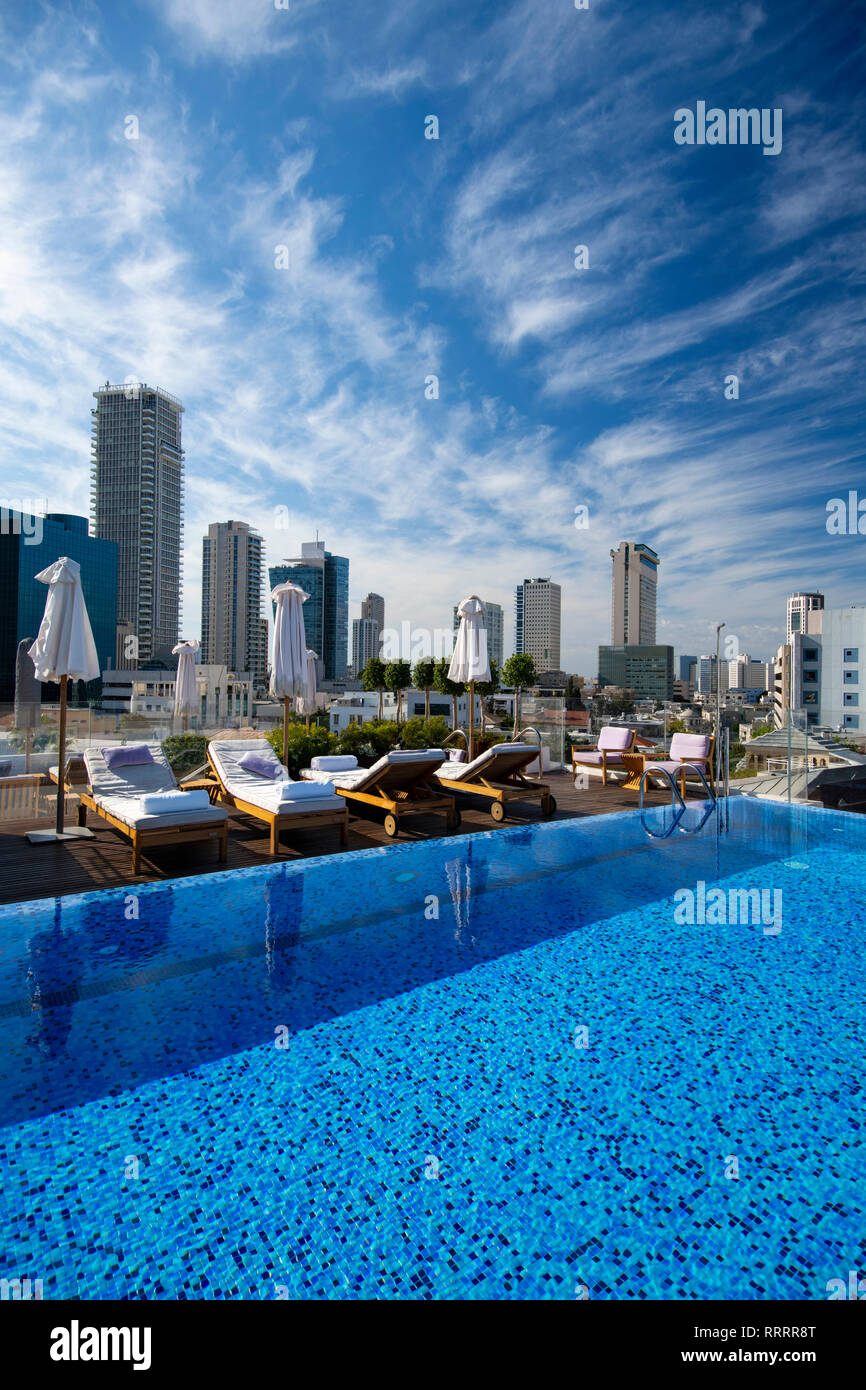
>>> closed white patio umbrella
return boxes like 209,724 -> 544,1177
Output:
449,595 -> 490,760
172,639 -> 200,732
296,648 -> 319,730
270,581 -> 310,767
27,556 -> 100,842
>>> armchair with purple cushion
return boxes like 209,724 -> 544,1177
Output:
638,732 -> 716,798
571,724 -> 636,786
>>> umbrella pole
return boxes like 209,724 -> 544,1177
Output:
55,674 -> 68,837
25,726 -> 32,774
184,712 -> 189,734
305,714 -> 311,731
469,679 -> 475,761
283,697 -> 290,768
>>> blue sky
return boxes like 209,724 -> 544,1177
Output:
0,0 -> 864,673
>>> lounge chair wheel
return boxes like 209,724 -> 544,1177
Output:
384,814 -> 398,837
490,801 -> 505,822
543,795 -> 556,816
448,809 -> 462,830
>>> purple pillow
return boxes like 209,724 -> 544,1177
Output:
238,751 -> 281,779
102,744 -> 154,770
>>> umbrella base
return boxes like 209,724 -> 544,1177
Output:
26,827 -> 96,845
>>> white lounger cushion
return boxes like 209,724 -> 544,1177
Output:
96,796 -> 228,830
301,748 -> 446,791
209,740 -> 344,813
435,742 -> 536,782
82,742 -> 228,829
138,789 -> 211,815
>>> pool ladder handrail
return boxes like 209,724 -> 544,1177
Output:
514,725 -> 543,748
639,762 -> 717,839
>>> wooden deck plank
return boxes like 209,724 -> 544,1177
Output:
0,771 -> 680,907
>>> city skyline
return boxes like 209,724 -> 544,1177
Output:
0,3 -> 863,675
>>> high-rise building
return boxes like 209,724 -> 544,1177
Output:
786,591 -> 824,642
269,540 -> 348,679
696,654 -> 729,698
597,644 -> 674,701
452,600 -> 504,668
91,382 -> 184,664
610,542 -> 659,645
727,653 -> 771,693
679,654 -> 698,682
0,512 -> 117,702
352,617 -> 379,676
201,521 -> 267,686
361,592 -> 385,647
515,579 -> 561,672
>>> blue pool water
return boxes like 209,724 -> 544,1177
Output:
0,797 -> 862,1300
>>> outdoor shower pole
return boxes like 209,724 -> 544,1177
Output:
715,623 -> 725,793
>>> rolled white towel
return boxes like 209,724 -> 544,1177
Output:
275,779 -> 336,803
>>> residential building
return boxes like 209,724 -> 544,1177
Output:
452,599 -> 504,668
100,665 -> 253,725
328,687 -> 481,735
0,512 -> 117,702
201,521 -> 267,687
816,604 -> 866,732
786,591 -> 824,642
91,381 -> 184,663
610,542 -> 659,645
597,644 -> 674,701
515,578 -> 561,671
352,617 -> 380,676
269,540 -> 349,679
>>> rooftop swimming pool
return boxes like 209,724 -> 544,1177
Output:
0,798 -> 862,1300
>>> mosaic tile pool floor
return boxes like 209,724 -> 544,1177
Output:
0,797 -> 863,1299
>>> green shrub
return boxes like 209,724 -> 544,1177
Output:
162,734 -> 209,775
399,715 -> 451,749
266,724 -> 337,778
335,719 -> 401,763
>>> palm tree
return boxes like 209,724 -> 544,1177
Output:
413,658 -> 435,719
362,657 -> 386,720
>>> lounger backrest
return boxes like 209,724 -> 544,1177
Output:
597,726 -> 634,751
438,742 -> 536,780
669,732 -> 711,761
348,748 -> 446,792
208,739 -> 286,793
84,742 -> 176,801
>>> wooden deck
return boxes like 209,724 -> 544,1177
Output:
0,770 -> 678,907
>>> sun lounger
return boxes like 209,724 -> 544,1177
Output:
80,742 -> 228,873
208,739 -> 348,854
301,749 -> 458,837
433,742 -> 556,821
571,725 -> 636,785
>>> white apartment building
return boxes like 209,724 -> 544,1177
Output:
515,578 -> 561,671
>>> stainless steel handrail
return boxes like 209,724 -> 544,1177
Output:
443,728 -> 469,750
640,763 -> 717,839
513,725 -> 543,748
